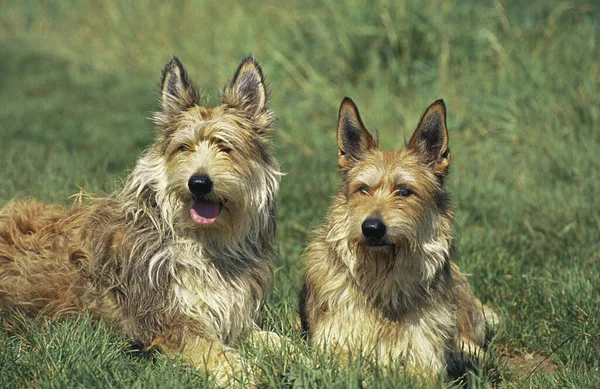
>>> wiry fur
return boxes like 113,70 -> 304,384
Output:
0,56 -> 281,386
299,97 -> 490,380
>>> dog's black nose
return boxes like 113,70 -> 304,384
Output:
362,218 -> 386,239
188,175 -> 213,197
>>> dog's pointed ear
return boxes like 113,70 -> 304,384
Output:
337,97 -> 376,172
160,57 -> 200,113
407,99 -> 451,176
222,56 -> 267,117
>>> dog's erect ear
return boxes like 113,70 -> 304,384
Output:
407,99 -> 451,176
160,57 -> 200,113
222,56 -> 267,117
337,97 -> 376,172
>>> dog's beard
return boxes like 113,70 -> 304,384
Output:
347,239 -> 395,286
347,235 -> 423,292
348,234 -> 416,271
346,235 -> 436,317
349,241 -> 396,275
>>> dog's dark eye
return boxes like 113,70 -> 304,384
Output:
177,144 -> 193,153
358,185 -> 370,195
396,186 -> 413,197
219,145 -> 232,154
215,142 -> 232,154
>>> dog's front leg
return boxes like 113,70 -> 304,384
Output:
451,263 -> 498,359
160,337 -> 254,388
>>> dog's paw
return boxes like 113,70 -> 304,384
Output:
248,330 -> 307,363
248,330 -> 283,350
483,304 -> 500,327
210,349 -> 256,388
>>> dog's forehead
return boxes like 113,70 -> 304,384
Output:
179,105 -> 215,121
354,150 -> 423,183
385,150 -> 424,172
176,107 -> 253,141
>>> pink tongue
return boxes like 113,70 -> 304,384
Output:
190,200 -> 220,224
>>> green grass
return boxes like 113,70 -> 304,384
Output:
1,0 -> 599,387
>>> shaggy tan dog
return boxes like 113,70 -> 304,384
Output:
300,97 -> 491,381
0,56 -> 281,386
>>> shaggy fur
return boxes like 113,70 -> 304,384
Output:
299,97 -> 490,380
0,56 -> 281,386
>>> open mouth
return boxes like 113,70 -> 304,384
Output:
189,199 -> 223,225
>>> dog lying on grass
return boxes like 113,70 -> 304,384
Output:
300,97 -> 493,381
0,56 -> 281,386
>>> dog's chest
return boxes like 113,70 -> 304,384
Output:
172,259 -> 265,345
318,292 -> 455,373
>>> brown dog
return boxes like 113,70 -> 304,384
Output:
0,56 -> 281,386
300,97 -> 491,380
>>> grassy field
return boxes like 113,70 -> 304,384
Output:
1,0 -> 599,387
